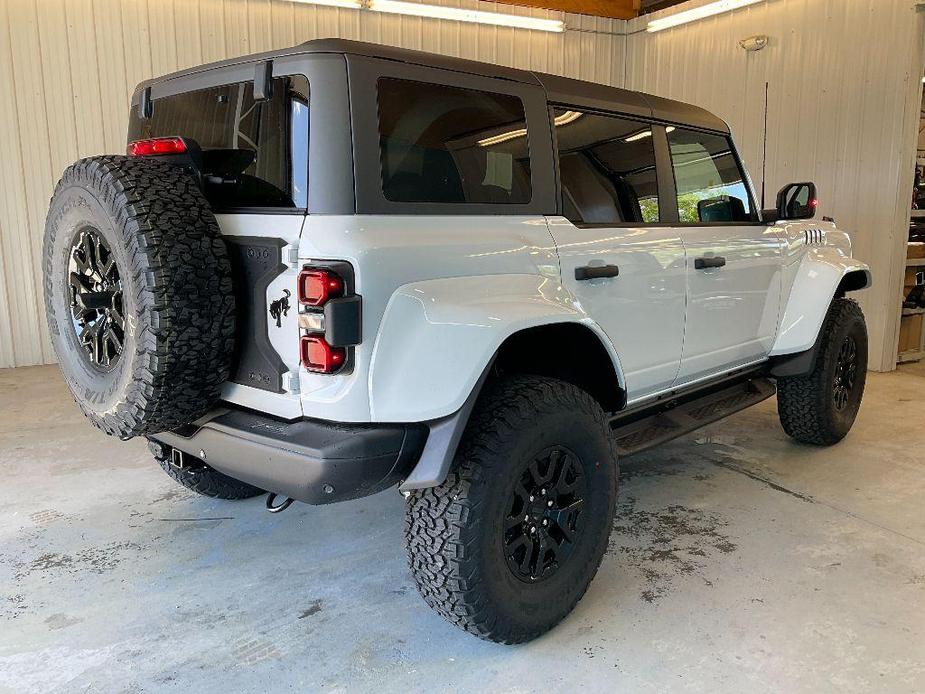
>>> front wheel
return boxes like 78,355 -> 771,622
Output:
404,376 -> 618,644
777,298 -> 868,446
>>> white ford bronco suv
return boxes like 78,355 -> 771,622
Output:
44,39 -> 871,644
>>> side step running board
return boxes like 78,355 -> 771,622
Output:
611,377 -> 776,457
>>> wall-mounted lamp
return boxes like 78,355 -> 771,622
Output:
739,34 -> 769,51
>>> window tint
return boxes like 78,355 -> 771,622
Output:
667,128 -> 753,223
128,76 -> 309,209
552,109 -> 660,225
376,78 -> 532,204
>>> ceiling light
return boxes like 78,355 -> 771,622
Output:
478,111 -> 583,147
369,0 -> 564,32
290,0 -> 362,8
554,110 -> 583,126
647,0 -> 763,32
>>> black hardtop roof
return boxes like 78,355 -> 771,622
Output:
137,38 -> 728,133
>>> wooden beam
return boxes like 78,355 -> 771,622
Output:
494,0 -> 638,20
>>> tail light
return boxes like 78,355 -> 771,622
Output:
298,269 -> 344,306
127,137 -> 187,156
297,263 -> 360,376
300,336 -> 346,373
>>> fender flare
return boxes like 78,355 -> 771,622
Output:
368,273 -> 625,421
770,249 -> 871,358
367,274 -> 624,491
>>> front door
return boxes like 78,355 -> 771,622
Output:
547,109 -> 686,401
664,126 -> 784,383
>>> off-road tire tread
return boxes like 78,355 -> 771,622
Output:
43,156 -> 235,439
404,375 -> 617,644
777,298 -> 866,446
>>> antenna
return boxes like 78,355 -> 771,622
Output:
760,81 -> 769,210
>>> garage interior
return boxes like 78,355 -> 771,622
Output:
2,0 -> 925,691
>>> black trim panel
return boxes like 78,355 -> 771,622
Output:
153,408 -> 428,505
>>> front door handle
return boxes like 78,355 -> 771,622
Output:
575,264 -> 620,281
694,256 -> 726,270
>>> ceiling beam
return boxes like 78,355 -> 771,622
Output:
495,0 -> 639,20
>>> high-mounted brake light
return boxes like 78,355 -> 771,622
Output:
127,137 -> 187,156
300,335 -> 346,374
298,269 -> 344,307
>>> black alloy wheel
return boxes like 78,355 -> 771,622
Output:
832,335 -> 858,411
68,228 -> 125,370
504,446 -> 587,583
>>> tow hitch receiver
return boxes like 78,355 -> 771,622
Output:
170,448 -> 186,470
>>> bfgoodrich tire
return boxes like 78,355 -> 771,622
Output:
43,156 -> 235,440
777,298 -> 868,446
404,376 -> 618,644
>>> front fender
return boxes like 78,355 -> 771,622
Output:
368,274 -> 623,421
770,247 -> 871,356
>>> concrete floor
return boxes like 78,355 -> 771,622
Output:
1,365 -> 924,693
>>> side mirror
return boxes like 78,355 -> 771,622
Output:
776,182 -> 817,220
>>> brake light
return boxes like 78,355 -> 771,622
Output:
127,137 -> 187,156
300,336 -> 346,373
298,269 -> 344,306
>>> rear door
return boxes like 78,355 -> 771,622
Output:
664,127 -> 784,383
547,109 -> 686,401
128,63 -> 312,418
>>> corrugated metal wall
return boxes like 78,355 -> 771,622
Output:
625,0 -> 925,371
2,0 -> 922,372
0,0 -> 626,368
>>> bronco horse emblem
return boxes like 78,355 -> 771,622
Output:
269,289 -> 291,328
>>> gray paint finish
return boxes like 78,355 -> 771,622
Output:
2,364 -> 924,691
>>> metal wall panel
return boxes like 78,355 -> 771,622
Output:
0,0 -> 626,368
625,0 -> 925,371
2,0 -> 922,373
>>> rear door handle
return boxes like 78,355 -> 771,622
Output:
694,256 -> 726,270
575,264 -> 620,281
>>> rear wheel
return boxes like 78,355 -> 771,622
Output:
777,298 -> 867,445
404,376 -> 618,644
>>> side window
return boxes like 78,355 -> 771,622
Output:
667,128 -> 753,223
553,108 -> 660,225
376,78 -> 532,204
127,75 -> 309,209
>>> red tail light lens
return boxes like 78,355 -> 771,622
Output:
127,137 -> 187,156
298,269 -> 344,306
300,336 -> 346,374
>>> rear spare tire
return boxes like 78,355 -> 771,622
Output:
43,155 -> 235,440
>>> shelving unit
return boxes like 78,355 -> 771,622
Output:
898,243 -> 925,364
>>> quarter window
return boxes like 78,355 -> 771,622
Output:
667,128 -> 753,223
127,76 -> 309,209
553,108 -> 660,225
376,78 -> 532,204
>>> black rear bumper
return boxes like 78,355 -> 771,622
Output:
151,409 -> 427,505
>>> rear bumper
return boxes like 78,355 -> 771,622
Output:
151,408 -> 427,505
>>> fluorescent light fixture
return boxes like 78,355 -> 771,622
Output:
369,0 -> 564,32
478,111 -> 582,148
647,0 -> 762,32
290,0 -> 362,8
624,125 -> 673,142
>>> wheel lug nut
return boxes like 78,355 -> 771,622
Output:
541,488 -> 546,495
530,526 -> 536,534
547,500 -> 553,507
529,495 -> 534,502
542,519 -> 548,526
524,515 -> 529,522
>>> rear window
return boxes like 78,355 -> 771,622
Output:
376,78 -> 532,205
128,75 -> 309,210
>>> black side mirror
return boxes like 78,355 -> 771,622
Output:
776,182 -> 817,220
